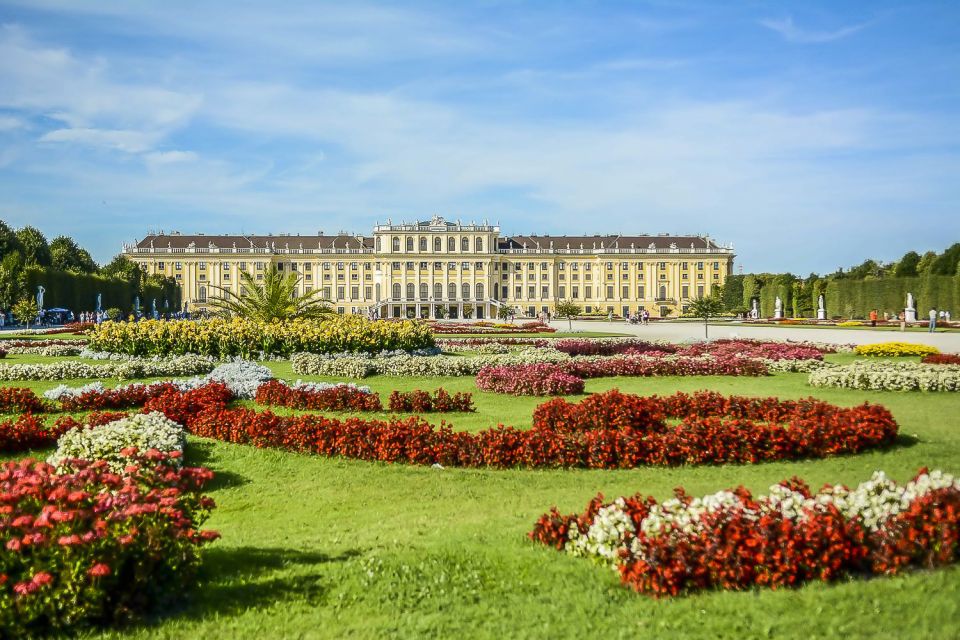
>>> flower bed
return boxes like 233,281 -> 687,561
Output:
561,355 -> 768,379
3,344 -> 84,357
0,387 -> 48,413
388,389 -> 476,412
809,361 -> 960,392
0,412 -> 129,453
475,364 -> 585,396
0,455 -> 218,636
437,337 -> 551,349
88,316 -> 435,357
922,353 -> 960,365
429,321 -> 555,335
681,339 -> 823,361
552,338 -> 677,357
255,380 -> 382,412
48,412 -> 186,472
291,348 -> 569,378
854,342 -> 940,357
0,355 -> 216,381
142,387 -> 896,469
529,468 -> 960,597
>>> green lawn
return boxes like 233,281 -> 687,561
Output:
5,356 -> 960,638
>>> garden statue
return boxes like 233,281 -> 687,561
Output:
774,296 -> 783,319
36,285 -> 45,312
134,296 -> 140,314
817,294 -> 826,320
750,299 -> 759,319
96,293 -> 102,313
152,298 -> 159,320
905,292 -> 917,322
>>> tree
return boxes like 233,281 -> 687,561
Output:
554,300 -> 581,331
101,254 -> 143,287
894,251 -> 921,278
15,226 -> 52,267
50,236 -> 98,273
932,243 -> 960,276
916,251 -> 937,276
497,304 -> 514,321
434,305 -> 447,319
0,221 -> 23,259
687,295 -> 726,340
12,296 -> 38,327
0,250 -> 25,310
207,266 -> 332,321
462,303 -> 475,319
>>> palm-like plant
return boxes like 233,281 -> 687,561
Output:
207,267 -> 332,321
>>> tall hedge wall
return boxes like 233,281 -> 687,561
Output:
25,268 -> 180,314
823,275 -> 959,319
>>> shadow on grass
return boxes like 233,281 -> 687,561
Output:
184,440 -> 250,490
894,433 -> 920,449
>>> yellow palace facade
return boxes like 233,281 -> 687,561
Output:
123,217 -> 734,319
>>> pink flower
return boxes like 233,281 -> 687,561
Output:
31,571 -> 53,587
87,563 -> 111,578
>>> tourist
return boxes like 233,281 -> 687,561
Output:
929,308 -> 937,333
642,309 -> 650,326
869,309 -> 878,327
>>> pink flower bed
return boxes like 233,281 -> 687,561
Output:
476,364 -> 585,396
681,339 -> 824,361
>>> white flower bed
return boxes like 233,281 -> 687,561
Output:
288,379 -> 374,395
0,354 -> 216,381
291,347 -> 568,378
48,411 -> 186,472
808,361 -> 960,392
4,344 -> 84,356
568,470 -> 960,567
762,358 -> 832,373
201,359 -> 274,399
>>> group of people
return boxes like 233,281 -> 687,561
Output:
627,310 -> 651,325
873,308 -> 952,332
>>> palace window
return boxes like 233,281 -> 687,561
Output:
660,274 -> 666,280
420,283 -> 428,300
199,262 -> 207,269
682,273 -> 689,280
638,285 -> 645,299
658,262 -> 666,269
324,287 -> 332,299
557,262 -> 565,271
461,237 -> 470,252
606,262 -> 613,269
406,238 -> 414,251
515,286 -> 522,298
606,273 -> 613,281
175,262 -> 182,270
638,272 -> 644,280
256,274 -> 263,281
559,285 -> 566,298
571,263 -> 578,271
606,286 -> 614,299
697,262 -> 704,269
420,261 -> 428,270
572,286 -> 579,298
621,263 -> 628,269
239,262 -> 246,270
462,283 -> 470,299
713,273 -> 720,279
501,285 -> 508,298
448,262 -> 456,270
277,263 -> 284,271
256,262 -> 264,270
405,262 -> 414,270
584,264 -> 591,271
392,283 -> 401,299
198,286 -> 207,302
681,262 -> 688,269
681,285 -> 689,299
199,274 -> 207,281
698,285 -> 705,298
406,283 -> 415,300
528,286 -> 535,298
448,237 -> 456,252
338,286 -> 345,299
585,286 -> 592,298
475,262 -> 483,270
434,237 -> 442,252
541,262 -> 548,270
476,283 -> 484,299
622,286 -> 629,298
223,273 -> 231,281
449,283 -> 458,299
713,261 -> 720,269
352,286 -> 359,299
365,286 -> 372,298
621,273 -> 628,280
392,262 -> 400,270
376,237 -> 382,251
659,285 -> 667,299
157,261 -> 165,269
303,263 -> 311,271
434,283 -> 443,299
419,237 -> 427,251
392,237 -> 400,251
541,285 -> 549,299
290,263 -> 297,271
698,273 -> 705,280
323,262 -> 331,270
476,237 -> 483,252
434,261 -> 442,269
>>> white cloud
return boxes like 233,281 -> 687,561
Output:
145,150 -> 198,165
39,127 -> 160,153
0,115 -> 25,131
760,16 -> 867,44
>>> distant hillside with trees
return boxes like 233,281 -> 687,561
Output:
721,243 -> 960,319
0,220 -> 180,315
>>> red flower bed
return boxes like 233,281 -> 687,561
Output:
476,364 -> 585,396
430,321 -> 555,335
922,353 -> 960,365
254,380 -> 382,411
142,385 -> 896,469
0,454 -> 218,635
0,412 -> 130,453
142,383 -> 233,426
529,390 -> 898,465
530,468 -> 960,598
680,339 -> 824,361
0,387 -> 48,414
388,388 -> 475,412
438,337 -> 551,348
58,382 -> 184,412
553,339 -> 678,357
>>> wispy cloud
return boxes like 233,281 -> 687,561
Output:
760,16 -> 867,43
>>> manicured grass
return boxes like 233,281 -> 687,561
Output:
4,356 -> 960,638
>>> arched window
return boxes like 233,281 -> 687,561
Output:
406,237 -> 414,252
475,237 -> 483,252
406,283 -> 415,300
392,237 -> 400,252
659,285 -> 667,300
462,283 -> 470,299
448,237 -> 456,252
448,282 -> 457,299
434,237 -> 442,252
392,283 -> 401,299
375,237 -> 382,251
419,237 -> 427,252
375,283 -> 381,301
419,283 -> 428,299
434,283 -> 443,299
198,286 -> 207,302
461,237 -> 470,252
475,283 -> 484,299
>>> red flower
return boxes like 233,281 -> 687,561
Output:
87,563 -> 111,578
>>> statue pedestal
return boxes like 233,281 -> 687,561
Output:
905,309 -> 917,322
817,309 -> 826,320
774,311 -> 782,319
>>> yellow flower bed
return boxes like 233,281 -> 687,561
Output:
854,342 -> 940,357
88,316 -> 435,357
837,321 -> 863,327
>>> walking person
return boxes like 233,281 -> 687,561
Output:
869,309 -> 878,328
929,308 -> 938,333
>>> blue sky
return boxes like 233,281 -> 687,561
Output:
0,0 -> 957,273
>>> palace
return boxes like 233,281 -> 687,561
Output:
124,217 -> 734,319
